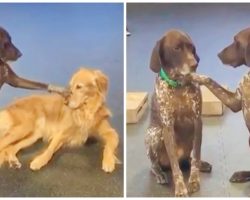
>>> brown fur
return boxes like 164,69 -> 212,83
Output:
145,30 -> 211,197
0,68 -> 119,172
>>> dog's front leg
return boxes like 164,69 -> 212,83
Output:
30,134 -> 64,171
5,64 -> 49,90
5,64 -> 67,95
188,117 -> 202,194
97,119 -> 119,173
162,125 -> 188,197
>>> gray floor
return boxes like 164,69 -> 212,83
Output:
0,4 -> 123,197
127,3 -> 250,197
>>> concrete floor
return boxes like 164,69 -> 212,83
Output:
0,4 -> 123,197
127,3 -> 250,197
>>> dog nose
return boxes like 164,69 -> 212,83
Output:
217,52 -> 222,60
17,50 -> 22,58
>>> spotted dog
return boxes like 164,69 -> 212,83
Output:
145,30 -> 212,197
189,27 -> 250,183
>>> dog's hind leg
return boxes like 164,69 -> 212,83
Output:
230,171 -> 250,183
145,126 -> 168,184
0,123 -> 33,152
2,132 -> 41,169
149,148 -> 169,184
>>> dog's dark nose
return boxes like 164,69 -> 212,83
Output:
217,52 -> 222,60
17,50 -> 22,58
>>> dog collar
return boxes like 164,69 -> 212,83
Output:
159,68 -> 181,88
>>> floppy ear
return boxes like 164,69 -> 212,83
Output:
150,40 -> 162,73
245,36 -> 250,67
95,70 -> 108,95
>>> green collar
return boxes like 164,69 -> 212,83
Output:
159,68 -> 181,88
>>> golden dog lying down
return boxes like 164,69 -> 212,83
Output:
0,68 -> 119,172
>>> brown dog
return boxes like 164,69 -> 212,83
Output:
189,27 -> 250,183
145,30 -> 212,197
0,26 -> 65,94
0,68 -> 119,172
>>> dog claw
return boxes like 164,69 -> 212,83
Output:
230,171 -> 250,183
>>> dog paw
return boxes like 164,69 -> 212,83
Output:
102,155 -> 115,173
175,180 -> 188,197
187,176 -> 200,194
230,171 -> 250,183
9,157 -> 22,169
151,168 -> 168,184
155,173 -> 168,184
30,157 -> 46,171
199,160 -> 212,173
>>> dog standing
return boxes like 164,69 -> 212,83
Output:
0,26 -> 65,94
0,68 -> 119,173
189,27 -> 250,183
145,30 -> 212,197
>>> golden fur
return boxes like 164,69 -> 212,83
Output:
0,68 -> 119,172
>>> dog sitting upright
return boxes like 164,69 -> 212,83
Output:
0,68 -> 119,173
189,27 -> 250,183
145,30 -> 212,197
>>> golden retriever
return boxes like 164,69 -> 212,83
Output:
0,68 -> 119,172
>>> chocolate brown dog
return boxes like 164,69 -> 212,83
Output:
145,30 -> 212,197
189,27 -> 250,183
0,26 -> 65,94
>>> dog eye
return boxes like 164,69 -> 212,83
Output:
174,46 -> 181,51
76,84 -> 83,89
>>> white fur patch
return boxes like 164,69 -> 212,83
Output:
180,63 -> 191,75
